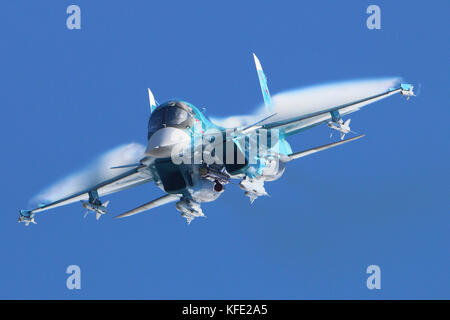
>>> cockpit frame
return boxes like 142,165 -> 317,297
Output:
148,101 -> 195,140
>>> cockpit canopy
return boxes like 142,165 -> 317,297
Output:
147,101 -> 194,140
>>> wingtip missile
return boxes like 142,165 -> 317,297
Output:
400,83 -> 415,99
18,210 -> 36,226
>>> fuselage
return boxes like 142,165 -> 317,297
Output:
145,100 -> 289,204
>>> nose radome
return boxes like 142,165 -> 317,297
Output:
146,127 -> 191,158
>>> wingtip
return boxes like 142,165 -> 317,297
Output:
19,209 -> 32,217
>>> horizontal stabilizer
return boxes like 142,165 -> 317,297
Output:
114,194 -> 181,219
110,163 -> 141,169
241,113 -> 277,134
287,134 -> 365,161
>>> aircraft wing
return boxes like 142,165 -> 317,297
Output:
257,84 -> 411,136
21,165 -> 154,216
197,85 -> 405,156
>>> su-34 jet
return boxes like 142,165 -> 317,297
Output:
19,54 -> 415,225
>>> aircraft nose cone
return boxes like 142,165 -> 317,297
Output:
146,127 -> 191,158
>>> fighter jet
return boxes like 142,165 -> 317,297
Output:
19,54 -> 415,225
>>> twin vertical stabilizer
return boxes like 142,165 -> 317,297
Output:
253,53 -> 273,113
148,88 -> 158,113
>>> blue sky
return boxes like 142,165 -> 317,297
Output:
0,1 -> 448,299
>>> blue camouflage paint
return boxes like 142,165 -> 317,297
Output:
401,83 -> 412,90
257,70 -> 273,113
177,101 -> 292,178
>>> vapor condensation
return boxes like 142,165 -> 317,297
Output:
32,143 -> 145,204
211,77 -> 401,128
